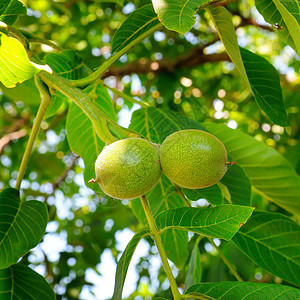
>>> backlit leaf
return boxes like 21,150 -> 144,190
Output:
184,242 -> 202,290
0,32 -> 51,88
112,228 -> 150,300
152,0 -> 212,34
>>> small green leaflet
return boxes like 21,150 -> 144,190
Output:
0,188 -> 48,269
184,281 -> 300,299
184,242 -> 202,290
0,0 -> 26,25
111,4 -> 160,53
0,32 -> 51,88
183,184 -> 223,206
0,264 -> 55,299
112,228 -> 150,300
152,0 -> 213,34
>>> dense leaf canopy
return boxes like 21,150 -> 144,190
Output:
0,0 -> 299,299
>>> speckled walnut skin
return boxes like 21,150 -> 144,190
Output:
95,138 -> 161,200
160,129 -> 228,189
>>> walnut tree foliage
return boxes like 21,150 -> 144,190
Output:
0,0 -> 300,299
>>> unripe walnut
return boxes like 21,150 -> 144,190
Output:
94,138 -> 161,200
160,129 -> 228,189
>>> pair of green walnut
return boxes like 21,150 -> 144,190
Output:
92,130 -> 228,200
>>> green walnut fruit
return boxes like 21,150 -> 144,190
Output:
94,138 -> 161,200
160,129 -> 228,189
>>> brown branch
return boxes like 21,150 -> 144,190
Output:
52,155 -> 78,191
0,129 -> 27,154
2,114 -> 30,134
104,52 -> 230,77
43,154 -> 79,204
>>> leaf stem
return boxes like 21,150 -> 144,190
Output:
38,71 -> 116,144
15,77 -> 51,190
98,79 -> 149,108
0,24 -> 29,49
174,184 -> 190,207
208,237 -> 243,282
69,23 -> 163,87
140,195 -> 181,300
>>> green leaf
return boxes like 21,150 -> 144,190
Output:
0,78 -> 41,105
45,50 -> 88,79
112,228 -> 150,300
207,6 -> 287,126
239,47 -> 287,126
66,84 -> 116,192
204,123 -> 300,217
184,242 -> 202,291
129,107 -> 205,144
0,32 -> 51,88
184,281 -> 300,299
152,0 -> 211,34
45,50 -> 89,117
0,263 -> 55,299
183,184 -> 223,206
158,185 -> 189,269
0,0 -> 26,25
0,188 -> 48,269
233,211 -> 300,287
207,6 -> 247,79
272,0 -> 300,55
111,4 -> 160,53
220,163 -> 251,206
155,205 -> 254,241
255,0 -> 300,55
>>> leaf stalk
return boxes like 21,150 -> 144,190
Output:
140,195 -> 181,300
69,23 -> 163,87
15,77 -> 51,190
